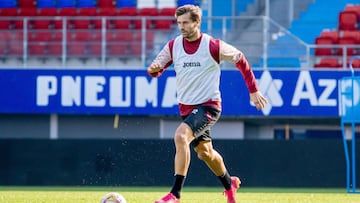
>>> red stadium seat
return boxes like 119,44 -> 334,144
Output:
18,0 -> 37,8
108,44 -> 128,55
337,30 -> 360,56
106,31 -> 132,56
314,34 -> 338,56
8,43 -> 23,56
98,0 -> 116,8
340,30 -> 360,43
28,32 -> 52,56
0,8 -> 18,16
0,31 -> 11,41
55,8 -> 78,29
344,4 -> 360,18
48,32 -> 63,56
338,11 -> 358,31
347,58 -> 360,68
89,32 -> 102,56
317,30 -> 339,55
314,58 -> 342,68
0,9 -> 17,29
8,32 -> 24,56
15,8 -> 38,29
155,7 -> 176,29
134,7 -> 158,29
74,8 -> 97,29
0,20 -> 12,29
337,38 -> 357,56
114,7 -> 137,29
94,8 -> 117,29
34,8 -> 58,29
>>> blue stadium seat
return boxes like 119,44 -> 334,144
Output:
57,0 -> 76,8
37,0 -> 57,8
177,0 -> 200,6
116,0 -> 135,8
78,0 -> 96,8
0,0 -> 17,8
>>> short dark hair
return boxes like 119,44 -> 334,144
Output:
175,4 -> 202,22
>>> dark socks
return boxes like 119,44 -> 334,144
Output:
170,174 -> 186,199
218,171 -> 232,190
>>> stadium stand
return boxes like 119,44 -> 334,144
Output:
313,3 -> 360,69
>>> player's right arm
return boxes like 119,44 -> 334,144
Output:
147,41 -> 173,78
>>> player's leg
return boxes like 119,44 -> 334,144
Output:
155,122 -> 195,203
194,140 -> 241,203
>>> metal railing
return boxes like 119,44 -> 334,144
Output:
0,15 -> 358,69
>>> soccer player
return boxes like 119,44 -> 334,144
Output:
148,4 -> 267,203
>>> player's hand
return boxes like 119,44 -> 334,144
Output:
250,91 -> 268,110
147,63 -> 162,74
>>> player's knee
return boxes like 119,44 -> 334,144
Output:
196,149 -> 212,161
174,124 -> 193,145
174,132 -> 189,146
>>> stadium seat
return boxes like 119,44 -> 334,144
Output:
114,7 -> 137,29
28,42 -> 48,56
158,0 -> 177,9
94,7 -> 117,29
57,0 -> 76,8
137,0 -> 156,9
344,4 -> 360,19
67,43 -> 87,56
7,32 -> 24,56
74,8 -> 97,29
14,8 -> 38,29
0,8 -> 18,16
134,7 -> 158,29
116,0 -> 136,8
55,8 -> 77,29
78,0 -> 96,8
48,31 -> 63,56
67,31 -> 92,57
347,58 -> 360,68
18,0 -> 37,8
107,31 -> 132,56
0,8 -> 17,29
337,38 -> 357,56
337,30 -> 360,56
0,31 -> 11,41
0,0 -> 17,8
314,58 -> 342,68
340,30 -> 360,43
0,20 -> 12,29
338,10 -> 358,30
34,8 -> 58,29
155,7 -> 176,29
37,0 -> 57,8
177,0 -> 198,6
314,36 -> 338,56
98,0 -> 116,8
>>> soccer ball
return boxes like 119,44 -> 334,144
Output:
100,192 -> 127,203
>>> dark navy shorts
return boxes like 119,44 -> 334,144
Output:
182,105 -> 221,148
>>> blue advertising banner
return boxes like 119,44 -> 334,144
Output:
0,69 -> 358,117
339,76 -> 360,123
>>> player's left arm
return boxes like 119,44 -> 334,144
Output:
219,40 -> 268,110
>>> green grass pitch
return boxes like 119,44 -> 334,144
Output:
0,186 -> 359,203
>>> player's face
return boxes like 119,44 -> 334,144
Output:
177,13 -> 200,41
